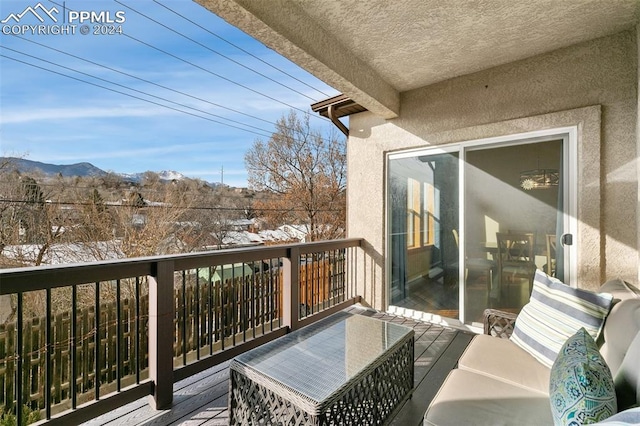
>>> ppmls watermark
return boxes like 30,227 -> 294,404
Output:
1,2 -> 126,36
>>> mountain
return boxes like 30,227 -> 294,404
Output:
1,157 -> 188,182
1,157 -> 107,177
118,170 -> 186,183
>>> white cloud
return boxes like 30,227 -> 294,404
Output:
181,168 -> 247,177
42,141 -> 236,162
0,105 -> 173,124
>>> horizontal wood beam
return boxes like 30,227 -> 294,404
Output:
0,238 -> 363,294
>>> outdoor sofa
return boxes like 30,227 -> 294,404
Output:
424,272 -> 640,425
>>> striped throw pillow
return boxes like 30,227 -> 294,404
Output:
510,270 -> 613,368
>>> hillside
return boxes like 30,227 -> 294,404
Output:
1,157 -> 187,183
1,157 -> 107,177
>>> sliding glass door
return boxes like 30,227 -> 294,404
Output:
388,149 -> 460,318
388,133 -> 574,325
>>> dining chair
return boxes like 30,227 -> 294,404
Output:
508,229 -> 536,248
495,232 -> 537,307
545,234 -> 557,276
452,229 -> 496,308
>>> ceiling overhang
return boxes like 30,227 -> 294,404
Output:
196,0 -> 639,121
195,0 -> 400,119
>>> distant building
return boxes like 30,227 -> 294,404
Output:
218,224 -> 307,248
1,241 -> 124,266
197,263 -> 253,283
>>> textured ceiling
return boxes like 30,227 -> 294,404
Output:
198,0 -> 639,117
293,0 -> 639,91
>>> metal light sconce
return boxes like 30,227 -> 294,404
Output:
520,168 -> 559,190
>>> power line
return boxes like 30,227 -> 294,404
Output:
4,41 -> 343,146
44,0 -> 327,121
3,2 -> 344,156
10,35 -> 344,151
0,52 -> 273,138
151,0 -> 332,99
1,46 -> 274,137
121,32 -> 320,119
14,35 -> 277,127
12,35 -> 338,144
3,48 -> 341,148
0,46 -> 342,148
11,34 -> 340,146
116,0 -> 319,102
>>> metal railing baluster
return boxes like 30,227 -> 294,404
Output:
16,293 -> 23,426
241,267 -> 246,343
94,281 -> 100,401
135,277 -> 140,384
269,258 -> 275,330
251,261 -> 256,339
71,285 -> 77,408
195,269 -> 200,360
45,288 -> 52,419
231,264 -> 236,347
220,266 -> 225,351
116,279 -> 122,392
181,270 -> 187,366
208,266 -> 213,356
308,253 -> 312,314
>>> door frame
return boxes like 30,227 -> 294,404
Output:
386,126 -> 578,324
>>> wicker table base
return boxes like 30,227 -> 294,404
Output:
229,312 -> 414,425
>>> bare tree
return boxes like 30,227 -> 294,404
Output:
62,187 -> 121,261
0,169 -> 23,256
176,183 -> 248,250
245,110 -> 346,241
113,183 -> 192,258
0,175 -> 75,266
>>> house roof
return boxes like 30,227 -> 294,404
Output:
197,0 -> 639,119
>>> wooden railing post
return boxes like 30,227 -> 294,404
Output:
148,260 -> 174,409
282,247 -> 300,331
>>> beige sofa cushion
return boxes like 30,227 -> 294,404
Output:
613,329 -> 640,410
599,278 -> 640,301
601,297 -> 640,374
424,279 -> 640,426
458,334 -> 550,394
598,279 -> 640,411
424,369 -> 553,426
598,280 -> 640,410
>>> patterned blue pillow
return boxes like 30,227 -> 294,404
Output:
550,328 -> 617,425
511,270 -> 613,367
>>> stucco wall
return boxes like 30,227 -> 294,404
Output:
637,23 -> 640,284
348,30 -> 638,311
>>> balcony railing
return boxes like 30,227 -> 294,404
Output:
0,238 -> 364,425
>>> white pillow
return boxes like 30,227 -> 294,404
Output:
591,407 -> 640,425
510,270 -> 614,367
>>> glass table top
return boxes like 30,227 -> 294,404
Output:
232,311 -> 414,403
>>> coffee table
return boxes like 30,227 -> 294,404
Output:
229,311 -> 414,425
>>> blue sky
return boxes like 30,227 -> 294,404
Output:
0,0 -> 339,187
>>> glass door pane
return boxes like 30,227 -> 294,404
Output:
463,140 -> 563,322
388,152 -> 459,318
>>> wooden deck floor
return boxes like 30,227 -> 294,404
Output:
83,306 -> 474,426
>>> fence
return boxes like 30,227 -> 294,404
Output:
0,295 -> 150,415
0,239 -> 363,425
